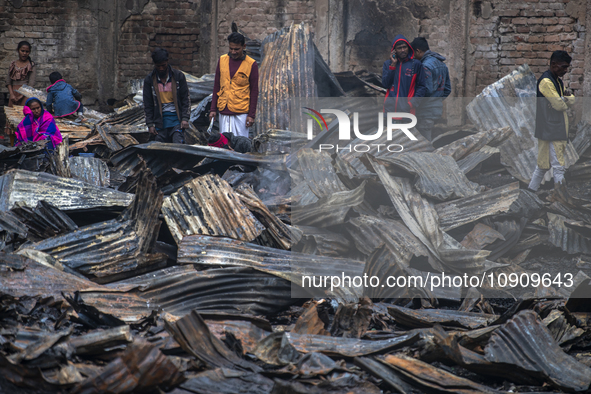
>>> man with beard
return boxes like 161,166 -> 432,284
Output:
143,48 -> 190,144
209,32 -> 259,138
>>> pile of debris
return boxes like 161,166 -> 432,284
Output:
2,22 -> 591,394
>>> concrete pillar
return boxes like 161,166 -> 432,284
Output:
447,0 -> 471,125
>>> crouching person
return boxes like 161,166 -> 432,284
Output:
16,97 -> 62,152
528,50 -> 575,191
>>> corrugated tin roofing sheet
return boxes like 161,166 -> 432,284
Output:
0,169 -> 133,211
162,174 -> 265,245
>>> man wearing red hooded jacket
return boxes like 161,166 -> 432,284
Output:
382,34 -> 427,123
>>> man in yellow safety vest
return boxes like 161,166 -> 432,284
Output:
209,32 -> 259,139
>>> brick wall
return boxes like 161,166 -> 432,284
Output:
116,0 -> 202,98
0,0 -> 98,103
466,0 -> 586,96
215,0 -> 316,58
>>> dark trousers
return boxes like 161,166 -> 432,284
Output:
155,126 -> 185,144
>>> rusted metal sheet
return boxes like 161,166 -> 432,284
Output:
484,310 -> 591,391
547,213 -> 591,255
111,142 -> 284,178
434,183 -> 543,231
178,369 -> 274,394
72,342 -> 183,394
377,152 -> 481,201
69,156 -> 110,187
235,184 -> 293,250
22,169 -> 165,282
177,234 -> 365,302
291,181 -> 365,227
162,174 -> 264,245
346,216 -> 431,264
293,225 -> 351,257
296,148 -> 348,197
281,331 -> 421,357
10,200 -> 77,241
434,126 -> 512,162
0,254 -> 153,323
388,305 -> 498,329
107,265 -> 297,316
358,354 -> 502,394
0,169 -> 133,211
370,157 -> 501,274
257,23 -> 316,133
166,310 -> 261,372
457,145 -> 499,174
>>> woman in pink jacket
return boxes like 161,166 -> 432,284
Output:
16,97 -> 62,151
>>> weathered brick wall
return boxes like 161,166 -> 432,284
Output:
466,0 -> 586,96
117,0 -> 202,98
215,0 -> 316,57
0,0 -> 98,103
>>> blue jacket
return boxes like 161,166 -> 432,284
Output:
382,34 -> 427,114
45,80 -> 82,117
418,50 -> 451,119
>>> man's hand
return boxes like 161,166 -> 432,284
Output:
390,51 -> 397,67
181,120 -> 189,129
148,126 -> 157,135
246,116 -> 254,128
9,93 -> 16,102
564,88 -> 573,96
209,112 -> 216,122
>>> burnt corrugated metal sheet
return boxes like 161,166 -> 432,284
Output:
162,174 -> 264,245
109,265 -> 296,316
69,156 -> 110,187
257,23 -> 316,133
0,253 -> 153,323
484,310 -> 591,391
0,169 -> 133,211
166,310 -> 261,372
357,354 -> 502,394
0,210 -> 28,238
388,305 -> 498,329
434,126 -> 512,162
234,184 -> 292,250
296,148 -> 348,197
457,146 -> 499,174
10,200 -> 77,241
345,216 -> 431,264
547,213 -> 591,255
435,183 -> 543,231
370,157 -> 501,274
22,169 -> 165,282
111,142 -> 284,178
291,181 -> 366,228
466,64 -> 537,137
71,342 -> 183,394
282,331 -> 420,357
294,225 -> 351,257
377,153 -> 480,201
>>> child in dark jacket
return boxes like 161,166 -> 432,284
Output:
45,72 -> 84,118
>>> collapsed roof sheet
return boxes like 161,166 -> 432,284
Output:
377,152 -> 481,201
177,234 -> 365,302
257,22 -> 316,132
162,174 -> 265,245
108,265 -> 296,316
434,183 -> 543,231
0,169 -> 133,211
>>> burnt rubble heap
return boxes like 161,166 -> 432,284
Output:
3,23 -> 591,394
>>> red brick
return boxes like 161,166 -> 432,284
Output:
516,26 -> 530,33
542,17 -> 559,24
544,34 -> 561,42
512,17 -> 528,24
